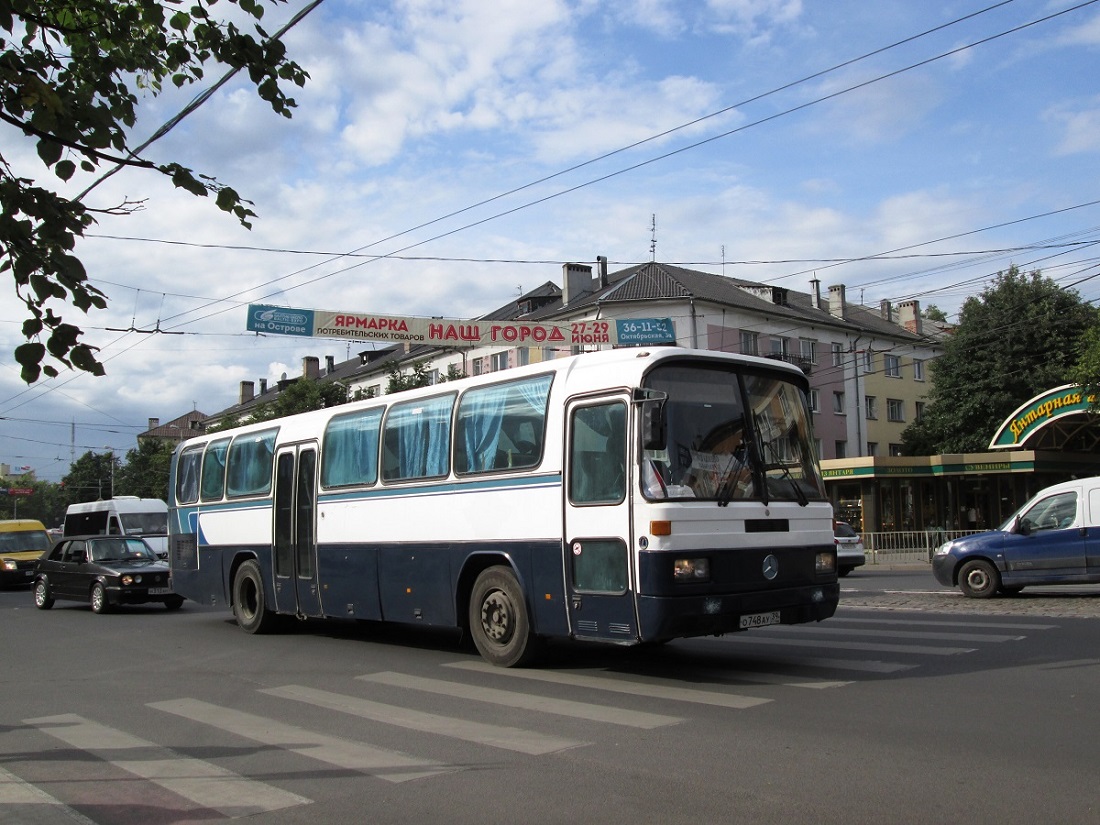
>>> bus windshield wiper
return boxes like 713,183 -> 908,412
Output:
758,439 -> 808,507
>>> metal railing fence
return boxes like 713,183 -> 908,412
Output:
859,530 -> 985,564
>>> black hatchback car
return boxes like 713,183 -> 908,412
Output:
32,535 -> 183,613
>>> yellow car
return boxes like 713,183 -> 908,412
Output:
0,519 -> 53,588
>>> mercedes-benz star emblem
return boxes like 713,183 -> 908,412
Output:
762,554 -> 779,580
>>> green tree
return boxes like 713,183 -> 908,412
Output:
115,438 -> 174,499
387,361 -> 434,393
2,0 -> 309,382
1067,323 -> 1100,410
61,450 -> 117,501
902,266 -> 1097,454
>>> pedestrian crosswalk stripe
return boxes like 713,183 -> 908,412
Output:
262,684 -> 586,755
443,661 -> 781,705
0,764 -> 98,823
358,671 -> 686,727
759,625 -> 1025,643
711,636 -> 975,655
830,617 -> 1057,631
148,698 -> 451,783
23,714 -> 310,816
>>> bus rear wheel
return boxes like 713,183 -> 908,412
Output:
233,559 -> 278,634
469,566 -> 538,667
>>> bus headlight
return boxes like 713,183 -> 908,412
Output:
816,552 -> 836,573
673,558 -> 710,582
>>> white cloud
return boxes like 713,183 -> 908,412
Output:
1046,99 -> 1100,155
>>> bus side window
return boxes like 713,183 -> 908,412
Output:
176,448 -> 202,504
455,374 -> 552,474
570,402 -> 626,504
322,408 -> 382,487
201,439 -> 230,501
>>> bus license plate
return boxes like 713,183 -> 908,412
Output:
148,587 -> 172,595
739,610 -> 780,629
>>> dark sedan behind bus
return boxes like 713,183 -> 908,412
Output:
32,535 -> 183,613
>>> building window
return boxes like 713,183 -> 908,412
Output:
867,442 -> 878,457
831,342 -> 844,367
516,347 -> 530,367
865,395 -> 878,419
887,398 -> 904,422
863,350 -> 874,371
491,352 -> 509,372
740,331 -> 758,356
809,389 -> 820,413
913,359 -> 925,381
833,391 -> 845,414
835,440 -> 847,459
889,443 -> 904,457
885,354 -> 901,378
915,401 -> 925,422
771,336 -> 790,357
471,359 -> 483,376
799,338 -> 818,364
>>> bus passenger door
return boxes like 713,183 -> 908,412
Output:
563,397 -> 638,642
273,444 -> 323,618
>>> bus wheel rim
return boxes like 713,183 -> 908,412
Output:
480,590 -> 514,643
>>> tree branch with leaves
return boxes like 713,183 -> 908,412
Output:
1,0 -> 310,382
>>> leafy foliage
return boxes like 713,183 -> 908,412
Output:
1,0 -> 308,382
1067,323 -> 1100,411
902,266 -> 1097,454
115,438 -> 175,498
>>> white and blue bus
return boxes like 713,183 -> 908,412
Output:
168,346 -> 838,666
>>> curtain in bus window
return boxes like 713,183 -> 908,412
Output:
384,395 -> 455,481
227,429 -> 278,497
456,375 -> 552,473
176,448 -> 202,504
201,439 -> 230,501
322,408 -> 382,487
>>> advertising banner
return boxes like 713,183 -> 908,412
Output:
247,305 -> 676,348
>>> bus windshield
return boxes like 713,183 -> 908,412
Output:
642,363 -> 825,503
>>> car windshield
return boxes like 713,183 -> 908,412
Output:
90,539 -> 155,562
119,512 -> 168,535
0,530 -> 51,552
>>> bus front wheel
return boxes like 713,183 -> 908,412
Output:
233,559 -> 278,634
469,566 -> 538,667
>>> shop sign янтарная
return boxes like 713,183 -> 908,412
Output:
247,305 -> 675,347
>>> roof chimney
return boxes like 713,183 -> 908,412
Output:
880,299 -> 893,322
562,263 -> 593,306
597,255 -> 609,288
810,277 -> 821,310
303,356 -> 319,380
259,378 -> 268,394
239,381 -> 254,404
828,284 -> 847,320
325,355 -> 335,373
148,418 -> 159,430
899,300 -> 923,334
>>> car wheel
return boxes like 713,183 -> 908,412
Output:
33,579 -> 54,610
232,559 -> 278,634
164,596 -> 185,610
90,582 -> 112,613
468,565 -> 539,667
958,559 -> 1000,599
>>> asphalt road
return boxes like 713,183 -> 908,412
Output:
2,571 -> 1099,825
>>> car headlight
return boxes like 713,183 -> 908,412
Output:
933,541 -> 955,557
816,552 -> 836,573
2,559 -> 16,571
673,558 -> 710,582
121,574 -> 143,585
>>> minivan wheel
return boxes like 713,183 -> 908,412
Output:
958,559 -> 999,599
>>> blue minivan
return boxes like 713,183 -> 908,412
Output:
933,476 -> 1100,598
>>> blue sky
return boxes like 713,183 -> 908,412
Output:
2,0 -> 1099,482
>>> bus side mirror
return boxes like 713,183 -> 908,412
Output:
640,399 -> 666,450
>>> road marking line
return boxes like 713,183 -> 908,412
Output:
830,617 -> 1058,630
0,764 -> 98,822
23,713 -> 310,815
148,699 -> 449,783
358,671 -> 688,726
758,626 -> 1024,643
713,636 -> 975,655
262,684 -> 585,755
443,661 -> 783,704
